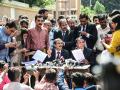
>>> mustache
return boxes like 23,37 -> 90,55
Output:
58,45 -> 63,47
39,23 -> 42,25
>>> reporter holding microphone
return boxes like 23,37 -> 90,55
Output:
101,15 -> 120,58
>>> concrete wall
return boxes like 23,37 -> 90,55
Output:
0,0 -> 39,22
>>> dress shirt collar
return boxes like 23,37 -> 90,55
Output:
55,49 -> 61,54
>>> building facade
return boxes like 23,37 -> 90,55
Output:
55,0 -> 81,20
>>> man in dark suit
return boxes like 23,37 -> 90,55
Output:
75,14 -> 98,49
54,19 -> 74,51
71,37 -> 95,66
44,38 -> 69,63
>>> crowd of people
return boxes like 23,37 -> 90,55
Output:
0,8 -> 120,90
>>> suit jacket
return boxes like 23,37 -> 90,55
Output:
76,24 -> 98,49
71,47 -> 95,65
44,48 -> 69,63
54,30 -> 74,51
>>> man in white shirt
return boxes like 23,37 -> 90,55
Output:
3,67 -> 33,90
94,15 -> 111,53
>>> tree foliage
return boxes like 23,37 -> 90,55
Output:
14,0 -> 55,7
81,0 -> 120,13
0,0 -> 3,3
93,0 -> 105,14
81,5 -> 96,16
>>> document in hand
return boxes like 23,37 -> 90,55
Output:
72,49 -> 85,62
32,50 -> 48,62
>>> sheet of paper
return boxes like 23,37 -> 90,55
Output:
32,50 -> 47,62
72,49 -> 85,62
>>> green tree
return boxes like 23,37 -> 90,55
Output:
81,0 -> 120,13
0,0 -> 3,3
80,5 -> 96,18
14,0 -> 54,7
93,0 -> 105,14
35,0 -> 54,8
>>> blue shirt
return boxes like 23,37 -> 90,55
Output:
0,27 -> 11,62
49,27 -> 58,49
75,88 -> 86,90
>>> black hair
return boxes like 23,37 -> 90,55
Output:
50,19 -> 56,24
8,68 -> 21,81
102,62 -> 120,90
98,14 -> 107,21
112,15 -> 120,31
109,10 -> 120,17
93,16 -> 99,21
45,68 -> 57,82
84,72 -> 97,85
79,13 -> 89,20
5,21 -> 17,29
35,14 -> 43,21
18,15 -> 23,19
71,72 -> 85,88
38,8 -> 48,14
57,16 -> 65,22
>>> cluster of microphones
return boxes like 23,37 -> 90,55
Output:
21,58 -> 89,71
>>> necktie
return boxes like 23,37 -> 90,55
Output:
82,25 -> 85,31
62,32 -> 65,41
56,52 -> 60,59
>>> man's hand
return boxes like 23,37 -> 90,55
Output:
10,30 -> 20,37
5,42 -> 17,48
21,48 -> 29,53
23,73 -> 30,84
47,48 -> 52,57
80,31 -> 87,36
33,70 -> 40,81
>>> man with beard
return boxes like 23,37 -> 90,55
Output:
94,15 -> 111,54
